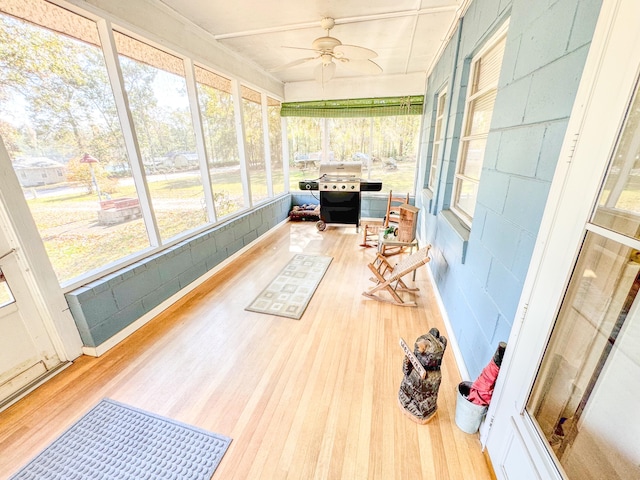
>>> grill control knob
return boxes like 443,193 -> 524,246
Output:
341,185 -> 346,190
332,185 -> 337,189
350,185 -> 355,190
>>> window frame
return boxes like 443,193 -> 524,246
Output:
429,86 -> 448,191
451,22 -> 509,226
0,2 -> 286,291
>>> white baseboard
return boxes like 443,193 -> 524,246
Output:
425,264 -> 470,382
82,218 -> 289,357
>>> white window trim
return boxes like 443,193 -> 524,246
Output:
451,21 -> 509,226
0,2 -> 287,291
429,86 -> 448,191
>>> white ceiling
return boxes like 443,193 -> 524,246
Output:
157,0 -> 466,100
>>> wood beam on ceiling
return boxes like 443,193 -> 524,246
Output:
212,5 -> 459,40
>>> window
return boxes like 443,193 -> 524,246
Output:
453,25 -> 508,224
115,31 -> 207,241
370,116 -> 420,194
241,86 -> 267,205
526,74 -> 640,480
0,0 -> 285,287
282,97 -> 423,194
429,88 -> 447,190
287,117 -> 322,191
267,97 -> 285,196
0,2 -> 150,284
325,116 -> 420,194
195,66 -> 244,219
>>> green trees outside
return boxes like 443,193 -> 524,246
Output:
0,16 -> 126,165
0,5 -> 421,283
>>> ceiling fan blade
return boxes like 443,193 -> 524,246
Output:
269,57 -> 317,72
314,61 -> 336,83
343,59 -> 383,75
282,45 -> 319,53
334,44 -> 378,60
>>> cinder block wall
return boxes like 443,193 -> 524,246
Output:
417,0 -> 603,378
66,196 -> 290,348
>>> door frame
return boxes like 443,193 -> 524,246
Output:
0,140 -> 83,374
484,0 -> 640,478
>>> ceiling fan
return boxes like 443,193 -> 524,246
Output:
270,17 -> 382,83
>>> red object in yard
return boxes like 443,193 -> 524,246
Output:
100,198 -> 140,210
80,153 -> 98,163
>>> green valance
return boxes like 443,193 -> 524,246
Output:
280,95 -> 424,118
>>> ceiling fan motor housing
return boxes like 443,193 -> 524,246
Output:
312,36 -> 342,53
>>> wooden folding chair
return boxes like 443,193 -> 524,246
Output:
361,191 -> 410,247
362,245 -> 431,306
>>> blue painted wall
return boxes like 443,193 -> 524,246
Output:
417,0 -> 602,378
66,196 -> 290,348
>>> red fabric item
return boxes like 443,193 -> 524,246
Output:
467,360 -> 500,406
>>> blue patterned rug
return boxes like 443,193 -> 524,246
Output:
245,253 -> 332,319
10,399 -> 231,479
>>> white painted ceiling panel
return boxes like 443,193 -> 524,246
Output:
157,0 -> 465,99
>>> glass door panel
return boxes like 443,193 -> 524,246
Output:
526,74 -> 640,480
526,232 -> 640,479
0,269 -> 14,308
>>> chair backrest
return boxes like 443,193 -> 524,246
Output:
390,245 -> 431,279
385,191 -> 410,227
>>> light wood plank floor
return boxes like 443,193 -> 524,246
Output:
0,221 -> 494,479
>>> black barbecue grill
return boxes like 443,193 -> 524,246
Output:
299,162 -> 382,231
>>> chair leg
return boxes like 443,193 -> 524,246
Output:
362,290 -> 417,307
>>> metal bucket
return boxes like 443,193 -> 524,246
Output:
455,381 -> 488,434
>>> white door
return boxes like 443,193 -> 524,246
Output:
0,242 -> 62,407
484,1 -> 640,479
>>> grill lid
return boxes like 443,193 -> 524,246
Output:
318,161 -> 362,180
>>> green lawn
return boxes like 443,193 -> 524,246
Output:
26,162 -> 417,282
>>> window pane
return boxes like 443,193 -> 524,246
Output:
430,143 -> 440,190
430,91 -> 447,190
268,97 -> 284,196
286,114 -> 420,195
472,35 -> 506,94
241,86 -> 267,205
527,232 -> 640,480
434,92 -> 447,139
454,177 -> 478,220
194,66 -> 244,219
328,117 -> 372,163
593,82 -> 640,239
459,138 -> 487,180
327,116 -> 420,195
370,116 -> 420,194
115,32 -> 207,241
287,117 -> 322,190
0,5 -> 150,284
466,90 -> 497,136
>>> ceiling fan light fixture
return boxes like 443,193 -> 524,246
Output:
314,61 -> 336,84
